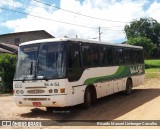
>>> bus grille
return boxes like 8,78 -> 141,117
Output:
26,98 -> 48,101
27,90 -> 45,94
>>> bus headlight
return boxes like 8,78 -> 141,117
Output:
16,90 -> 20,94
16,90 -> 24,94
49,89 -> 53,93
20,90 -> 24,94
54,89 -> 58,93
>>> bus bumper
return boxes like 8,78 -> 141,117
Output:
13,95 -> 70,107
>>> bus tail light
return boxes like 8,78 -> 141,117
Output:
60,88 -> 65,93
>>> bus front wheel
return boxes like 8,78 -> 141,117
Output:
125,79 -> 132,95
83,87 -> 92,109
46,107 -> 54,112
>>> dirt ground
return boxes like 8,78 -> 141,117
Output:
0,78 -> 160,129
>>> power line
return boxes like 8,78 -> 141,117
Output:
0,6 -> 98,29
0,2 -> 126,29
32,0 -> 130,23
18,0 -> 126,28
0,4 -> 125,32
102,28 -> 124,31
101,25 -> 125,28
0,3 -> 51,19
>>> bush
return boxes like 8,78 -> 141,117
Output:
0,54 -> 17,92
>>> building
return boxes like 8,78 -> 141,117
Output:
0,30 -> 54,54
0,30 -> 54,46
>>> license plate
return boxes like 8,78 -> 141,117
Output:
33,102 -> 41,106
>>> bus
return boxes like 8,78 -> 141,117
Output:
13,38 -> 144,110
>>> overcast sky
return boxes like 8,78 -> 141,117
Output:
0,0 -> 160,43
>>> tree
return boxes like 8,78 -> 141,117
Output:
127,36 -> 154,58
124,18 -> 160,47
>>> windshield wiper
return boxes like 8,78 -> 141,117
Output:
30,61 -> 33,75
22,61 -> 34,82
22,61 -> 34,75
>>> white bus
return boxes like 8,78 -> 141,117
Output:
13,38 -> 144,110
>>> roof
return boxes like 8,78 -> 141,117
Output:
0,48 -> 13,54
20,38 -> 143,49
0,30 -> 54,38
0,43 -> 18,54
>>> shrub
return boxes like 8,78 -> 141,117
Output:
0,54 -> 17,92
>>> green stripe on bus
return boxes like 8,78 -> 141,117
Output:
84,65 -> 145,85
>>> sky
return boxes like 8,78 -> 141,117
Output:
0,0 -> 160,43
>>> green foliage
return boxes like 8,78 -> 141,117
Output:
127,36 -> 154,58
0,54 -> 17,92
124,18 -> 160,47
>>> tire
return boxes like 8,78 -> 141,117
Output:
125,79 -> 132,95
83,87 -> 92,109
46,107 -> 54,112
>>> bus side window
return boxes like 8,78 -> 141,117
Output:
69,44 -> 81,68
132,50 -> 138,64
124,48 -> 131,65
99,46 -> 105,66
130,50 -> 134,64
68,42 -> 83,82
137,50 -> 143,63
107,47 -> 113,65
82,45 -> 90,67
100,46 -> 113,66
90,45 -> 99,67
113,48 -> 124,65
140,50 -> 144,63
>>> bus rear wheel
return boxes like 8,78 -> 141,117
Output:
125,79 -> 132,95
83,87 -> 92,109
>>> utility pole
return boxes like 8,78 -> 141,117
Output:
99,27 -> 102,41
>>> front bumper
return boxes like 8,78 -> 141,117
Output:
13,95 -> 69,107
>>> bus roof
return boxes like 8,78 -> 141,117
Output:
20,38 -> 143,49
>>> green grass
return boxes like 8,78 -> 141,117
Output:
145,68 -> 160,72
145,59 -> 160,69
145,72 -> 160,79
145,59 -> 160,78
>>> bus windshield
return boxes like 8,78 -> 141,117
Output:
14,42 -> 66,81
